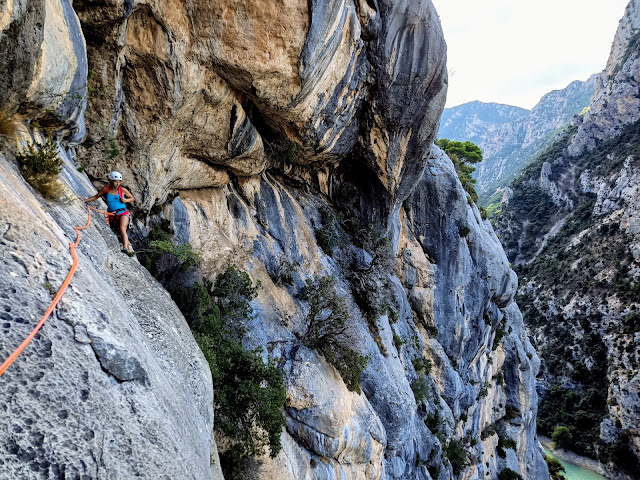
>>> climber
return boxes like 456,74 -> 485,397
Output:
84,171 -> 135,255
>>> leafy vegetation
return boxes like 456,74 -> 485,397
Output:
173,267 -> 286,480
498,468 -> 523,480
497,435 -> 517,458
597,430 -> 640,473
443,440 -> 467,475
551,426 -> 572,448
435,138 -> 483,202
16,137 -> 64,199
263,132 -> 299,165
544,455 -> 566,480
411,374 -> 430,404
303,276 -> 368,393
315,206 -> 342,256
140,222 -> 201,286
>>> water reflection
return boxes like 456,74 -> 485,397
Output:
543,447 -> 608,480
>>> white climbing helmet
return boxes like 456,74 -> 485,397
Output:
108,171 -> 122,181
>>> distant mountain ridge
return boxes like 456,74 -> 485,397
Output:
439,76 -> 597,205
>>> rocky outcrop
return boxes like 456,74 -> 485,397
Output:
0,0 -> 87,141
438,77 -> 596,204
568,0 -> 640,157
72,0 -> 446,219
0,0 -> 548,479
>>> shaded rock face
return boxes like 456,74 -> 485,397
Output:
0,0 -> 87,140
0,1 -> 548,479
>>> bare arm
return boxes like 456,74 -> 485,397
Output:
84,186 -> 107,203
121,188 -> 135,204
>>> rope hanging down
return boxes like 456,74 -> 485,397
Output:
0,206 -> 114,376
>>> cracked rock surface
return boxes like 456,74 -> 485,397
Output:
0,154 -> 216,480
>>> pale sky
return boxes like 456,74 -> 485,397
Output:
431,0 -> 629,109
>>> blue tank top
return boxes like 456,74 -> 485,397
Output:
104,187 -> 127,212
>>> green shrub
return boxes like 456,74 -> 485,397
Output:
303,276 -> 367,393
387,305 -> 399,323
443,440 -> 467,475
106,140 -> 120,159
425,411 -> 440,432
481,424 -> 496,440
492,326 -> 505,350
411,374 -> 430,404
315,206 -> 341,256
505,406 -> 519,420
17,137 -> 64,198
172,267 -> 286,479
497,435 -> 517,458
412,357 -> 432,375
264,133 -> 299,165
141,224 -> 201,286
393,334 -> 404,351
552,425 -> 572,448
150,239 -> 201,267
498,468 -> 523,480
544,455 -> 566,480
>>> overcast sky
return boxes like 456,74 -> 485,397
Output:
431,0 -> 629,109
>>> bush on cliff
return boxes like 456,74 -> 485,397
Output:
16,137 -> 64,199
173,266 -> 286,479
303,276 -> 368,393
544,455 -> 566,480
443,440 -> 467,475
140,222 -> 201,286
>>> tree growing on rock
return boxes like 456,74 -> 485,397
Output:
302,276 -> 368,393
435,138 -> 483,202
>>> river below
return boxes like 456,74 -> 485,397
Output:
543,447 -> 608,480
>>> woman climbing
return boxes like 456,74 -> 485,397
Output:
84,171 -> 135,255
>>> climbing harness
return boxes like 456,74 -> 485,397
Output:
0,205 -> 115,376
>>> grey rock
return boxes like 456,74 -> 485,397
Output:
89,334 -> 148,384
569,0 -> 640,157
0,153 -> 216,480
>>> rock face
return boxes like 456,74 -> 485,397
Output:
568,0 -> 640,157
0,152 -> 216,478
495,1 -> 640,477
438,77 -> 596,204
0,1 -> 548,479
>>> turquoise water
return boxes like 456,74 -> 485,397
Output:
543,447 -> 608,480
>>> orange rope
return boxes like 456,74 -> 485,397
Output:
0,205 -> 114,376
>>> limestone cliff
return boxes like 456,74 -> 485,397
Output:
495,1 -> 640,478
0,1 -> 547,479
